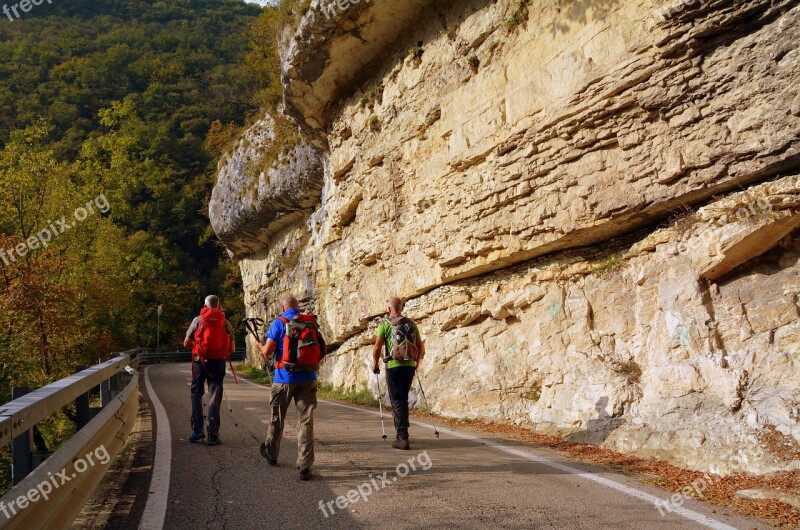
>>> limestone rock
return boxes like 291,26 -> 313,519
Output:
209,113 -> 324,256
212,0 -> 800,473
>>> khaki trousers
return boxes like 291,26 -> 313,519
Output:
264,380 -> 317,469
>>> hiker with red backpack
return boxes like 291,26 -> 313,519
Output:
183,295 -> 236,446
257,295 -> 327,481
372,297 -> 426,450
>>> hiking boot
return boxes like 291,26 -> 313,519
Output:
391,439 -> 411,450
260,443 -> 277,466
207,435 -> 221,446
188,431 -> 205,443
299,468 -> 312,481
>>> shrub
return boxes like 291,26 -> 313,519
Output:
368,114 -> 381,132
505,0 -> 530,31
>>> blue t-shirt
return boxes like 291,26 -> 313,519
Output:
265,308 -> 317,384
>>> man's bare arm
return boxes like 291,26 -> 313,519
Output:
372,336 -> 385,373
258,338 -> 277,354
184,318 -> 199,349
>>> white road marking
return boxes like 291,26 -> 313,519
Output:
139,366 -> 172,530
231,373 -> 740,529
321,399 -> 740,530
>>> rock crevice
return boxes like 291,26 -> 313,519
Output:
211,0 -> 800,473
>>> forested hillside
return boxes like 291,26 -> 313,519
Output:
0,0 -> 264,404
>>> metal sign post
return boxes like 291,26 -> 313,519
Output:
157,304 -> 164,353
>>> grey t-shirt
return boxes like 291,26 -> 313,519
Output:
186,316 -> 235,341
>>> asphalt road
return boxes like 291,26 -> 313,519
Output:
135,363 -> 771,530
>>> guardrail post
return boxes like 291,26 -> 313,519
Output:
109,353 -> 121,393
75,365 -> 90,430
100,358 -> 111,407
11,387 -> 32,485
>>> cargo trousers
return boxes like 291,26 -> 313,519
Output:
264,379 -> 318,469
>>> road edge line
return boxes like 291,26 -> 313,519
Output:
235,374 -> 739,529
138,366 -> 172,530
321,400 -> 740,530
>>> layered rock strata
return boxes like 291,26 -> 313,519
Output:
210,0 -> 800,473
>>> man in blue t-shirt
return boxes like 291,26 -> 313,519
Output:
256,295 -> 318,481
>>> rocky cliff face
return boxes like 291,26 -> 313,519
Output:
210,0 -> 800,474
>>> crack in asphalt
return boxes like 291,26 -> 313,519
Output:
206,451 -> 232,530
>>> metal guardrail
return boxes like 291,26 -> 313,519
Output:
0,353 -> 134,450
0,350 -> 140,529
0,348 -> 246,449
135,348 -> 246,365
0,346 -> 247,529
0,378 -> 139,530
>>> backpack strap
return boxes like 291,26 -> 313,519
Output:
382,318 -> 393,363
277,316 -> 293,366
194,318 -> 205,358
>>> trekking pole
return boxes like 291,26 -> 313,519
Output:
416,373 -> 440,438
375,372 -> 388,441
239,318 -> 264,343
222,387 -> 239,428
228,359 -> 238,384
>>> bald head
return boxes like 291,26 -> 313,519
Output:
205,295 -> 220,308
280,295 -> 299,311
388,297 -> 404,315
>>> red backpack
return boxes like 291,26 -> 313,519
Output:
194,307 -> 229,360
277,314 -> 326,372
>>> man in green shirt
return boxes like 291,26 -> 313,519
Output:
372,297 -> 426,450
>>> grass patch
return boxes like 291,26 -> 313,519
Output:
669,203 -> 699,236
360,82 -> 384,110
505,0 -> 530,31
318,385 -> 378,407
368,114 -> 381,132
245,113 -> 301,179
612,360 -> 642,384
408,43 -> 424,66
592,254 -> 623,276
236,363 -> 272,385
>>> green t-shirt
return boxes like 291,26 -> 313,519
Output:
377,318 -> 420,369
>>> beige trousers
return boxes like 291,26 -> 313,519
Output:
264,380 -> 317,469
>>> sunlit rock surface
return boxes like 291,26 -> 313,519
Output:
211,0 -> 800,473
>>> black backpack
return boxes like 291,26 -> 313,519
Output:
384,316 -> 418,362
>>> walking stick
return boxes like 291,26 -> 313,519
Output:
375,372 -> 388,441
416,373 -> 440,438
